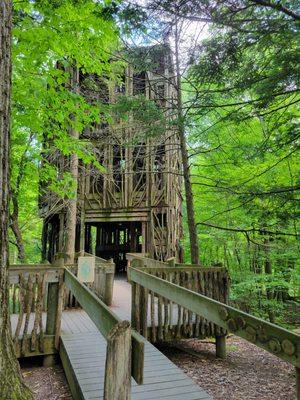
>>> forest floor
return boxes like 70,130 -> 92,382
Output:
159,335 -> 296,400
21,335 -> 296,400
21,359 -> 72,400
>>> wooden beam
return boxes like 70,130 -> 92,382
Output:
128,267 -> 300,368
15,335 -> 56,358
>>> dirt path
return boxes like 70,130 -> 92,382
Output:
159,336 -> 296,400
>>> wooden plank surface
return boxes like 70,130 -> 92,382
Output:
61,329 -> 211,400
59,276 -> 212,400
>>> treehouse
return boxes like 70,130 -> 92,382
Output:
39,45 -> 183,271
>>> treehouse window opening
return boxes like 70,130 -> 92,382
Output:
154,83 -> 165,106
153,52 -> 165,75
133,72 -> 146,95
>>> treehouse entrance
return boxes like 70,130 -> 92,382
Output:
85,221 -> 143,273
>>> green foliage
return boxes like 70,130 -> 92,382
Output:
177,0 -> 300,325
10,0 -> 120,262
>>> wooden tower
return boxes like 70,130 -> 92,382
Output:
40,45 -> 183,271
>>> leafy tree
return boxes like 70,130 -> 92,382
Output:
0,1 -> 33,398
134,0 -> 300,323
11,0 -> 121,262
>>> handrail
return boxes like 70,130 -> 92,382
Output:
126,253 -> 168,268
128,265 -> 300,370
133,266 -> 225,273
9,264 -> 60,272
64,268 -> 144,384
84,252 -> 114,266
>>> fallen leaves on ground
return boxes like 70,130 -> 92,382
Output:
158,335 -> 296,400
22,365 -> 72,400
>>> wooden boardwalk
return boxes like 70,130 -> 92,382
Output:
10,276 -> 212,399
59,277 -> 212,400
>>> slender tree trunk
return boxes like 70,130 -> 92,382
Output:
174,19 -> 199,264
264,236 -> 275,323
64,66 -> 79,265
10,193 -> 26,263
0,2 -> 33,398
9,134 -> 33,263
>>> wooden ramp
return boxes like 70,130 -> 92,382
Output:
59,277 -> 212,400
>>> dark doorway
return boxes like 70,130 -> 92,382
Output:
85,221 -> 142,272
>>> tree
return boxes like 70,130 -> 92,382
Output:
64,66 -> 80,264
127,0 -> 202,263
11,0 -> 120,263
0,1 -> 33,398
173,14 -> 199,264
132,0 -> 299,323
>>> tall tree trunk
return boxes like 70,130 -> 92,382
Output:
0,2 -> 33,398
64,66 -> 79,265
174,18 -> 199,264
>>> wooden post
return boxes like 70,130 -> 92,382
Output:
41,221 -> 48,262
43,282 -> 59,366
58,213 -> 65,252
131,259 -> 143,332
79,207 -> 85,252
131,282 -> 137,329
104,268 -> 114,306
167,257 -> 176,267
44,258 -> 64,366
140,287 -> 148,339
215,335 -> 226,359
104,320 -> 131,400
296,367 -> 300,400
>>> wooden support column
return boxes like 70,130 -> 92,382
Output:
43,282 -> 59,367
104,320 -> 131,400
141,222 -> 146,253
131,259 -> 143,333
44,258 -> 64,366
41,221 -> 48,262
58,213 -> 65,252
85,224 -> 91,254
215,335 -> 226,359
140,286 -> 148,339
79,208 -> 85,252
104,259 -> 114,306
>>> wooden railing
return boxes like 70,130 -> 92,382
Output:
128,261 -> 300,399
128,256 -> 229,347
63,268 -> 144,399
85,252 -> 115,306
59,252 -> 115,308
9,264 -> 64,358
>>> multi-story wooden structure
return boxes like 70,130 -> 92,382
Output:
40,45 -> 183,271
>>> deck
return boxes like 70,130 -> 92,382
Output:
11,276 -> 212,400
59,277 -> 212,399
